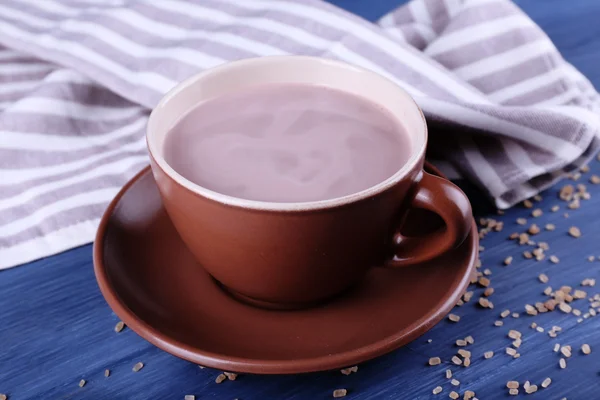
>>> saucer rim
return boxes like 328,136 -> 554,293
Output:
93,164 -> 477,374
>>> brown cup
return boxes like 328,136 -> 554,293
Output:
147,56 -> 472,309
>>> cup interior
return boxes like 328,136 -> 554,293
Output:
147,56 -> 427,211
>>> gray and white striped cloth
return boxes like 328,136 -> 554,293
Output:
0,0 -> 599,269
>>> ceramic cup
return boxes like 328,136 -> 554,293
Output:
147,56 -> 473,310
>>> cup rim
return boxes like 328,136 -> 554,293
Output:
147,55 -> 427,211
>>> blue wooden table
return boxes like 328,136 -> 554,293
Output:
2,1 -> 600,399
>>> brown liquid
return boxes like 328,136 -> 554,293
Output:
164,83 -> 411,202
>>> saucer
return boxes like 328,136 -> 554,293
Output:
93,162 -> 478,374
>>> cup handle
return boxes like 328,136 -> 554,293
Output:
384,171 -> 472,268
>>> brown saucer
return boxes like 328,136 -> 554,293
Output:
93,163 -> 478,374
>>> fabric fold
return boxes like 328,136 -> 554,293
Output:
0,0 -> 598,269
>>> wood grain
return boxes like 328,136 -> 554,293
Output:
2,0 -> 600,399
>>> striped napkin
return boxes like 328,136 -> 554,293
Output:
0,0 -> 599,269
